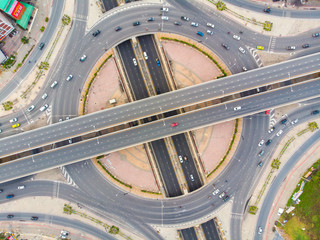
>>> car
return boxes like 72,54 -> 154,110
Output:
207,30 -> 213,35
9,118 -> 18,123
66,116 -> 70,120
239,47 -> 245,53
233,35 -> 240,40
266,139 -> 272,146
191,22 -> 199,27
258,227 -> 263,234
143,52 -> 148,60
0,189 -> 3,193
258,150 -> 265,157
242,67 -> 247,71
27,105 -> 35,112
174,21 -> 182,26
311,110 -> 319,115
51,81 -> 58,88
156,88 -> 161,94
184,156 -> 188,161
59,119 -> 63,122
219,192 -> 226,198
179,155 -> 183,163
160,7 -> 169,12
170,122 -> 179,127
291,119 -> 298,125
264,7 -> 271,13
132,58 -> 137,66
222,43 -> 230,50
68,139 -> 73,144
66,74 -> 73,81
39,42 -> 45,50
92,30 -> 101,37
80,55 -> 87,62
302,44 -> 310,48
197,31 -> 204,37
190,174 -> 194,181
281,119 -> 287,124
265,110 -> 270,115
115,26 -> 121,31
258,161 -> 264,167
161,16 -> 169,21
213,189 -> 220,195
31,216 -> 38,221
156,58 -> 161,66
6,194 -> 14,199
312,33 -> 320,37
234,106 -> 241,111
287,46 -> 296,50
147,17 -> 154,22
181,16 -> 190,21
207,23 -> 214,28
42,93 -> 48,99
258,140 -> 265,147
18,185 -> 25,190
133,21 -> 140,26
60,230 -> 69,239
0,129 -> 2,133
7,215 -> 14,219
276,129 -> 283,137
256,46 -> 264,50
223,195 -> 229,202
12,123 -> 20,128
40,104 -> 49,112
268,127 -> 275,133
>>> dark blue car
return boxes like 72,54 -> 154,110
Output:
6,194 -> 14,199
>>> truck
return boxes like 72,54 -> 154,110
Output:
277,207 -> 284,216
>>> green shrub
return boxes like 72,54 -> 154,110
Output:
40,26 -> 45,32
45,17 -> 49,22
21,36 -> 29,44
109,226 -> 119,234
249,205 -> 258,215
2,101 -> 13,110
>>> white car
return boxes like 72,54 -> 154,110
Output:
291,119 -> 298,125
51,81 -> 58,88
276,129 -> 283,136
40,104 -> 49,112
42,93 -> 48,99
18,185 -> 25,190
213,189 -> 220,195
234,106 -> 241,111
239,47 -> 246,53
268,127 -> 275,133
258,140 -> 265,146
9,118 -> 18,123
190,174 -> 194,181
27,105 -> 35,112
258,227 -> 263,234
80,55 -> 87,62
133,58 -> 137,66
66,75 -> 73,81
160,7 -> 169,12
207,23 -> 214,28
233,35 -> 240,40
179,155 -> 183,163
161,16 -> 169,20
143,52 -> 148,60
207,30 -> 213,35
191,22 -> 199,27
219,192 -> 225,198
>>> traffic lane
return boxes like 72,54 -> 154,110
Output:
151,140 -> 182,197
1,53 -> 318,156
0,79 -> 318,185
201,219 -> 220,240
181,227 -> 198,240
172,133 -> 202,192
117,41 -> 149,100
138,35 -> 170,93
255,130 -> 320,240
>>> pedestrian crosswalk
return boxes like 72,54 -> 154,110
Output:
268,36 -> 277,53
60,166 -> 77,186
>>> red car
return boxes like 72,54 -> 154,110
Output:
170,122 -> 179,127
265,110 -> 270,115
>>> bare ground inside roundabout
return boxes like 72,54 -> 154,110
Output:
85,38 -> 236,195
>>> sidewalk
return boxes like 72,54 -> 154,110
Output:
241,117 -> 320,240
